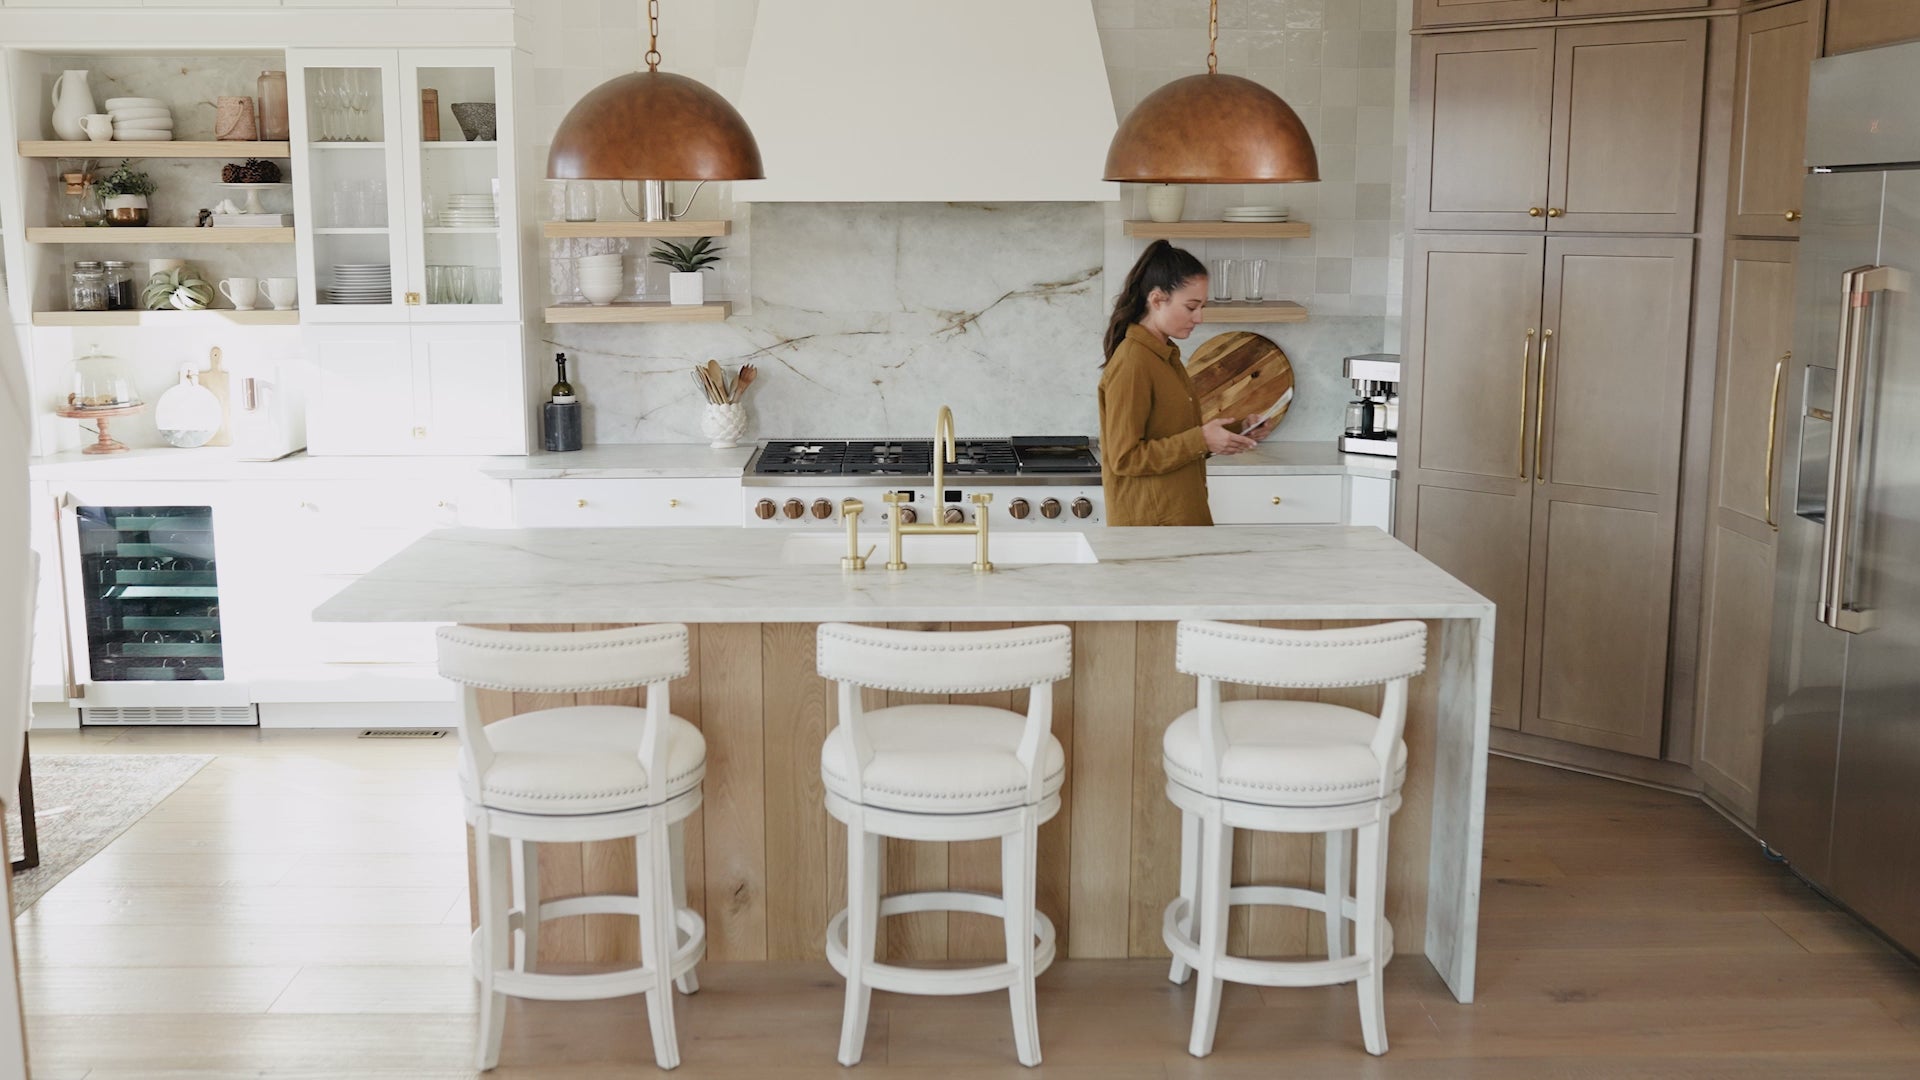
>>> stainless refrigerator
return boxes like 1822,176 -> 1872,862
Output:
1761,40 -> 1920,955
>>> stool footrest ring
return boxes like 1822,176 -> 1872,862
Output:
1162,889 -> 1393,989
826,890 -> 1055,997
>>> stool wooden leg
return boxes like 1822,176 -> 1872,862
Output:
1188,811 -> 1234,1058
838,815 -> 881,1066
512,840 -> 541,973
1324,828 -> 1350,962
1003,810 -> 1042,1067
1168,808 -> 1200,985
669,821 -> 699,995
638,822 -> 682,1070
1354,817 -> 1390,1056
475,830 -> 512,1071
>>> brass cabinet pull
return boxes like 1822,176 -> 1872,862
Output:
1546,207 -> 1564,218
1518,328 -> 1536,479
1528,207 -> 1544,217
1534,330 -> 1553,484
405,292 -> 422,306
1271,496 -> 1282,505
1785,210 -> 1802,222
1764,352 -> 1788,530
668,498 -> 681,508
411,426 -> 426,439
576,498 -> 588,508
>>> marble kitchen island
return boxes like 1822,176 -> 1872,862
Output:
316,525 -> 1494,1003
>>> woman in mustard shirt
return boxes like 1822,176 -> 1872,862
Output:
1099,240 -> 1266,526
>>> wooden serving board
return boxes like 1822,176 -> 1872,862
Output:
1186,331 -> 1294,431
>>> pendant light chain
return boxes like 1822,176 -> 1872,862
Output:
645,0 -> 663,71
1207,0 -> 1219,75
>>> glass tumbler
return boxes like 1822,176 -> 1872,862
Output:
424,264 -> 446,305
564,180 -> 596,222
445,264 -> 473,304
474,266 -> 501,304
1209,258 -> 1237,302
1244,258 -> 1268,302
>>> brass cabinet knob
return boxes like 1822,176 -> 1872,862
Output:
754,498 -> 776,520
412,426 -> 426,439
435,500 -> 448,509
1008,498 -> 1031,519
897,506 -> 918,525
576,498 -> 588,508
1546,207 -> 1564,218
811,498 -> 833,519
669,498 -> 681,508
782,498 -> 805,519
942,506 -> 966,525
1040,498 -> 1062,519
1271,496 -> 1283,505
1070,497 -> 1093,519
1528,207 -> 1543,217
1785,210 -> 1802,222
405,292 -> 422,306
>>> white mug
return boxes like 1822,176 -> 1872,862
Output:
81,114 -> 112,142
260,277 -> 297,310
219,278 -> 257,310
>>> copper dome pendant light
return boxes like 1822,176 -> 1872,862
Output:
547,0 -> 764,188
1103,0 -> 1318,184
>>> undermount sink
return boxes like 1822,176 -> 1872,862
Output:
780,531 -> 1099,566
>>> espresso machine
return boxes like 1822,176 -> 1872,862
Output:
1339,353 -> 1400,458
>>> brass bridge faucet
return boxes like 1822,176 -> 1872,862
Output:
884,405 -> 993,572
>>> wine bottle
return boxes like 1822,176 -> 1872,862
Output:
550,352 -> 576,403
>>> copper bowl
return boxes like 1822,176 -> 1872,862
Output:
105,206 -> 149,227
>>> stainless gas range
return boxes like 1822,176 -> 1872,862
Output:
741,436 -> 1105,528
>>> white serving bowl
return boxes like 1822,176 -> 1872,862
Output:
580,278 -> 622,306
105,97 -> 167,110
109,107 -> 171,122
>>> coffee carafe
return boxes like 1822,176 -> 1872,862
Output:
1339,353 -> 1401,458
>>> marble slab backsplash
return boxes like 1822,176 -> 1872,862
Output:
547,202 -> 1384,444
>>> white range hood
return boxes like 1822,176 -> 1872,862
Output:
735,0 -> 1118,203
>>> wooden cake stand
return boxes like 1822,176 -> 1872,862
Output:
56,402 -> 146,454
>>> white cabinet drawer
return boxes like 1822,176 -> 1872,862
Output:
512,478 -> 740,527
1208,474 -> 1346,525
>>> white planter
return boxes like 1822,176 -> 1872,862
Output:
700,402 -> 747,449
669,271 -> 705,306
104,195 -> 148,212
1146,183 -> 1187,223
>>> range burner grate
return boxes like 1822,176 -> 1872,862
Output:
756,440 -> 850,474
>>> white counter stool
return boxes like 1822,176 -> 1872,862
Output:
1161,619 -> 1427,1058
436,624 -> 707,1072
816,622 -> 1073,1068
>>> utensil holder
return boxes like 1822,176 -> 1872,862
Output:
700,402 -> 747,449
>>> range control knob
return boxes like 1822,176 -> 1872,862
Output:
754,498 -> 777,520
811,498 -> 834,520
897,506 -> 918,525
1040,498 -> 1063,519
943,506 -> 966,525
1008,498 -> 1031,520
782,498 -> 805,520
1071,497 -> 1093,519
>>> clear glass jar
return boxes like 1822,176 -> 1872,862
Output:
69,351 -> 138,409
102,260 -> 134,310
257,70 -> 290,141
69,261 -> 108,312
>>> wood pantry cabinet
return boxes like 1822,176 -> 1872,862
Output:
1397,233 -> 1694,756
1728,0 -> 1823,238
1692,239 -> 1796,822
1418,0 -> 1714,27
1411,20 -> 1707,233
1823,0 -> 1920,54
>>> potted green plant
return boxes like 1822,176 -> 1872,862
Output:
650,236 -> 723,306
95,159 -> 156,227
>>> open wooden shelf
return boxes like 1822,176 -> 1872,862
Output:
27,227 -> 294,245
1125,220 -> 1312,240
1198,301 -> 1309,324
541,220 -> 732,239
544,301 -> 732,324
19,140 -> 291,159
34,309 -> 298,328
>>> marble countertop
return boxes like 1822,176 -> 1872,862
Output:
1208,442 -> 1398,477
315,524 -> 1490,625
478,445 -> 756,479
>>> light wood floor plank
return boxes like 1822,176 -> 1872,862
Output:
268,965 -> 476,1014
19,965 -> 299,1015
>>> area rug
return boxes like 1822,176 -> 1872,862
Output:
5,754 -> 213,915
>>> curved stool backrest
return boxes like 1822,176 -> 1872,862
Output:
1174,620 -> 1427,797
435,624 -> 691,807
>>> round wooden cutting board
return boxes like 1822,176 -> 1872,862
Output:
1186,331 -> 1295,432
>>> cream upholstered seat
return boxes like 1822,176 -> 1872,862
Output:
437,624 -> 706,1073
1161,700 -> 1406,808
1161,619 -> 1427,1061
816,622 -> 1073,1069
820,704 -> 1065,814
464,706 -> 706,815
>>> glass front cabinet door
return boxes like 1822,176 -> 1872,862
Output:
288,48 -> 521,324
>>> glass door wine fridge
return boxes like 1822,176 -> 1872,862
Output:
58,499 -> 256,724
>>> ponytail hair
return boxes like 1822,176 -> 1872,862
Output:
1102,239 -> 1208,364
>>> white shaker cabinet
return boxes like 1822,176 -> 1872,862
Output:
306,323 -> 525,456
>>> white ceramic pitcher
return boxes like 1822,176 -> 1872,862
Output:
51,69 -> 95,141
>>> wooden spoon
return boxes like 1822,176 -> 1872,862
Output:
733,364 -> 757,402
706,359 -> 728,403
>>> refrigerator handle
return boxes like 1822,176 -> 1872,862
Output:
1819,264 -> 1908,634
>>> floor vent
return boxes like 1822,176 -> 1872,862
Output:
357,728 -> 448,739
82,705 -> 259,727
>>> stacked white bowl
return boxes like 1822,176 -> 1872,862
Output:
576,253 -> 624,306
106,97 -> 173,142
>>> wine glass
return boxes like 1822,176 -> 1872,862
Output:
348,70 -> 373,141
315,70 -> 340,142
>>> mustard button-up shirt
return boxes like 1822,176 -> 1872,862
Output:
1099,323 -> 1212,526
